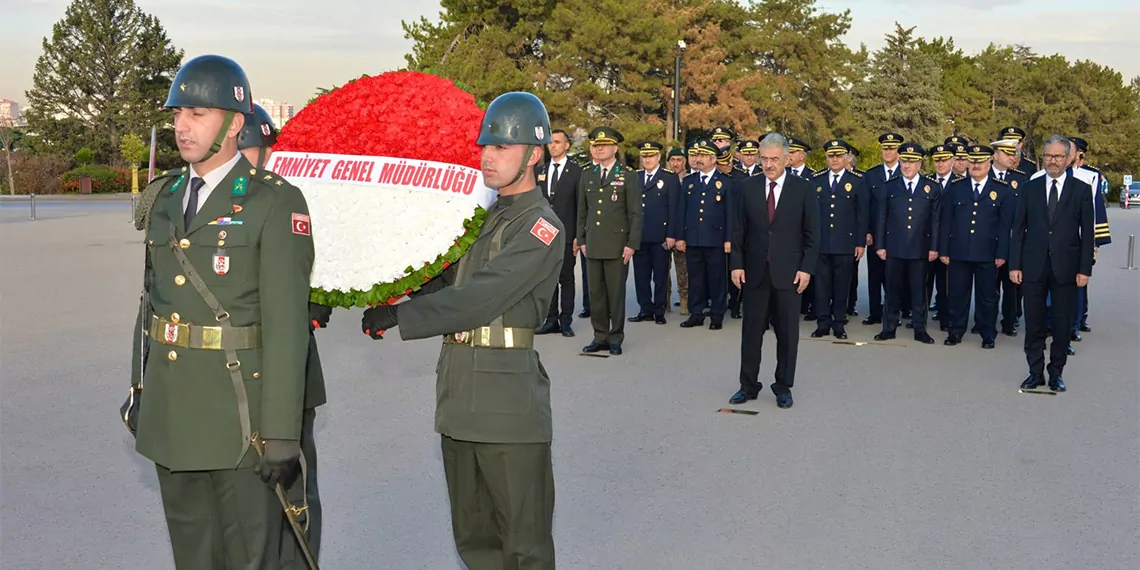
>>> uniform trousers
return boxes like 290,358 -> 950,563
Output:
1023,257 -> 1077,379
545,243 -> 576,328
579,252 -> 590,313
685,247 -> 726,323
586,257 -> 629,345
156,464 -> 283,570
927,259 -> 949,317
668,249 -> 688,312
738,271 -> 799,396
883,257 -> 929,334
997,264 -> 1022,332
633,241 -> 670,318
847,256 -> 860,313
866,251 -> 887,320
948,261 -> 998,341
280,407 -> 320,568
442,436 -> 555,570
814,253 -> 854,331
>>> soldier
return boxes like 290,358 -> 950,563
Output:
237,102 -> 328,566
359,92 -> 563,569
123,54 -> 312,568
861,132 -> 904,326
927,144 -> 958,331
666,146 -> 690,315
738,139 -> 761,176
576,127 -> 644,355
998,126 -> 1038,175
677,139 -> 734,330
940,145 -> 1014,348
786,138 -> 813,178
810,140 -> 867,339
874,142 -> 941,343
989,138 -> 1029,336
667,146 -> 688,177
629,141 -> 679,325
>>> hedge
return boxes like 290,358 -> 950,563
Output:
60,165 -> 132,194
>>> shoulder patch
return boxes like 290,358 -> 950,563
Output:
292,213 -> 311,236
529,217 -> 559,246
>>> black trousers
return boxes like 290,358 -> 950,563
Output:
948,260 -> 998,341
927,259 -> 949,315
685,247 -> 726,323
1023,260 -> 1077,379
546,244 -> 576,327
800,281 -> 814,315
633,241 -> 670,318
739,274 -> 799,396
814,253 -> 854,330
587,257 -> 629,345
997,264 -> 1022,331
883,257 -> 929,334
579,251 -> 590,312
280,407 -> 321,568
848,256 -> 860,313
727,254 -> 741,314
867,251 -> 887,319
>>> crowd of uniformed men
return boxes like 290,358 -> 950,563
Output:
534,124 -> 1112,355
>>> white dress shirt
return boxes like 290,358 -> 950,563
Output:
643,168 -> 659,187
768,172 -> 787,205
547,157 -> 567,196
1046,172 -> 1067,202
185,152 -> 242,214
883,162 -> 899,178
902,173 -> 920,193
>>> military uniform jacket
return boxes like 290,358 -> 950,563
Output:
398,188 -> 564,444
677,170 -> 734,248
133,155 -> 314,471
635,168 -> 680,244
939,177 -> 1013,262
812,169 -> 869,255
576,163 -> 644,259
876,175 -> 942,260
863,163 -> 899,249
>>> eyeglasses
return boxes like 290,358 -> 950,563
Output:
1042,154 -> 1068,161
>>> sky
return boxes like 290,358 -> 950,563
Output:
1,0 -> 1138,109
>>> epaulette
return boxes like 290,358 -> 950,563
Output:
1010,167 -> 1026,176
133,168 -> 184,231
993,178 -> 1009,186
848,169 -> 863,177
811,170 -> 827,178
951,174 -> 966,182
733,167 -> 747,175
1082,164 -> 1102,174
252,168 -> 291,189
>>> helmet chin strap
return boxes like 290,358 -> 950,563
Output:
256,146 -> 267,169
201,111 -> 236,162
505,145 -> 536,189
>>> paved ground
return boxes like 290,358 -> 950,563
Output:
2,203 -> 1138,569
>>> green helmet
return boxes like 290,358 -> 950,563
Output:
476,92 -> 552,146
238,104 -> 277,150
164,54 -> 253,113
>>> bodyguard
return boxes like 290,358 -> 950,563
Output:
811,140 -> 867,339
630,141 -> 679,325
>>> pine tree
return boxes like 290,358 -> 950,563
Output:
850,23 -> 945,146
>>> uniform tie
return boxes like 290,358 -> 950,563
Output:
600,167 -> 608,182
831,173 -> 839,192
974,182 -> 981,202
938,176 -> 945,188
645,171 -> 651,187
184,177 -> 204,228
887,167 -> 895,179
701,174 -> 709,186
999,171 -> 1005,181
907,181 -> 913,195
767,180 -> 777,223
1048,179 -> 1059,220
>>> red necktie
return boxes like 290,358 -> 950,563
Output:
767,180 -> 777,223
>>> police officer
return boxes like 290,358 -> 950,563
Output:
998,126 -> 1038,175
710,126 -> 735,151
630,141 -> 679,325
1070,136 -> 1112,336
845,145 -> 865,318
666,146 -> 690,315
359,92 -> 563,569
874,142 -> 941,343
124,54 -> 313,568
946,138 -> 971,178
861,132 -> 904,326
927,144 -> 958,330
716,144 -> 747,318
810,140 -> 867,339
939,145 -> 1014,348
989,138 -> 1029,336
577,127 -> 644,355
738,139 -> 762,176
677,139 -> 734,329
787,138 -> 813,178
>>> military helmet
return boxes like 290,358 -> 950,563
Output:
164,54 -> 254,114
476,92 -> 552,146
238,104 -> 278,150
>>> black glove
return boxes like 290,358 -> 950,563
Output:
120,385 -> 141,436
254,439 -> 301,488
362,304 -> 399,339
411,266 -> 456,298
309,302 -> 332,330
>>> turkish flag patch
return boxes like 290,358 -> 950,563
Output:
292,213 -> 311,236
529,217 -> 559,246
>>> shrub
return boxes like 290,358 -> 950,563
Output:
4,153 -> 71,194
60,164 -> 131,194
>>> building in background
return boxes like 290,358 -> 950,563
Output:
0,99 -> 23,125
254,98 -> 294,128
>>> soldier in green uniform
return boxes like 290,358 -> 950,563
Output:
122,54 -> 313,569
358,92 -> 563,570
576,127 -> 644,355
237,102 -> 328,567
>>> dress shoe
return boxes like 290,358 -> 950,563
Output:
874,331 -> 895,341
810,328 -> 830,338
944,335 -> 961,346
776,394 -> 794,409
901,310 -> 912,319
833,329 -> 848,339
905,322 -> 913,329
729,390 -> 758,405
1020,374 -> 1045,390
1002,328 -> 1017,337
1048,376 -> 1066,392
847,308 -> 859,316
679,318 -> 704,328
579,309 -> 590,318
709,322 -> 723,330
981,339 -> 995,349
582,341 -> 608,353
730,309 -> 742,319
1079,323 -> 1091,332
654,316 -> 667,325
803,314 -> 815,322
862,317 -> 882,325
535,321 -> 561,335
609,344 -> 623,356
1066,345 -> 1076,356
939,323 -> 949,332
628,313 -> 652,323
561,325 -> 575,337
914,331 -> 935,344
1070,331 -> 1081,342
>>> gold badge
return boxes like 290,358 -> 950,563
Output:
924,185 -> 931,194
715,180 -> 722,189
817,187 -> 822,193
688,184 -> 694,189
845,182 -> 852,192
716,194 -> 722,202
657,180 -> 664,189
538,174 -> 546,181
1011,180 -> 1018,189
989,191 -> 997,201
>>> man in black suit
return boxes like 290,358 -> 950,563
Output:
728,134 -> 819,409
1010,135 -> 1094,392
535,129 -> 584,337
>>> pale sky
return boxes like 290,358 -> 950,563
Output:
2,0 -> 1137,110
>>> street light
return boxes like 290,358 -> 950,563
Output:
673,40 -> 685,143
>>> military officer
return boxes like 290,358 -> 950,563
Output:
998,126 -> 1038,175
666,146 -> 690,315
237,102 -> 328,566
946,137 -> 971,178
667,146 -> 688,177
786,138 -> 813,178
710,126 -> 735,151
360,92 -> 563,569
989,138 -> 1029,336
677,139 -> 734,329
939,145 -> 1014,348
861,132 -> 904,326
874,142 -> 941,343
927,144 -> 958,330
629,141 -> 679,324
124,54 -> 312,569
845,145 -> 865,318
810,140 -> 867,339
738,139 -> 761,176
576,127 -> 644,355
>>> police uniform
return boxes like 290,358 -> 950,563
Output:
999,126 -> 1039,176
844,145 -> 865,316
786,138 -> 813,179
874,142 -> 941,342
939,145 -> 1014,347
717,144 -> 747,317
861,132 -> 905,325
925,144 -> 960,331
678,139 -> 734,329
630,141 -> 679,323
577,127 -> 644,354
1069,137 -> 1111,336
665,146 -> 690,314
811,140 -> 867,338
987,138 -> 1029,336
739,139 -> 763,177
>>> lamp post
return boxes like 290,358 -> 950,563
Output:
673,40 -> 686,143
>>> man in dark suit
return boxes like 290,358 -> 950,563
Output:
676,139 -> 734,330
874,142 -> 941,344
535,129 -> 583,337
861,132 -> 905,326
728,134 -> 819,409
629,141 -> 679,325
810,140 -> 867,339
1010,135 -> 1094,392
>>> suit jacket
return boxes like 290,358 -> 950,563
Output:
786,165 -> 812,180
535,160 -> 582,244
1010,174 -> 1094,283
677,170 -> 734,248
876,175 -> 942,260
576,162 -> 644,259
811,169 -> 868,255
730,174 -> 819,290
635,168 -> 680,243
939,177 -> 1013,262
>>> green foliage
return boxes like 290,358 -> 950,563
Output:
61,164 -> 132,193
74,147 -> 94,165
850,23 -> 945,144
119,133 -> 147,167
5,154 -> 71,195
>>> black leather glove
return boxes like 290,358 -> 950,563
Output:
362,304 -> 399,339
254,439 -> 301,488
309,302 -> 332,330
411,265 -> 457,297
120,385 -> 141,436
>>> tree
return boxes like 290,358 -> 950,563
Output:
24,0 -> 183,163
850,23 -> 945,145
0,118 -> 18,195
119,132 -> 146,192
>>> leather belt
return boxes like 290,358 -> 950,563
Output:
443,326 -> 533,348
149,315 -> 262,350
